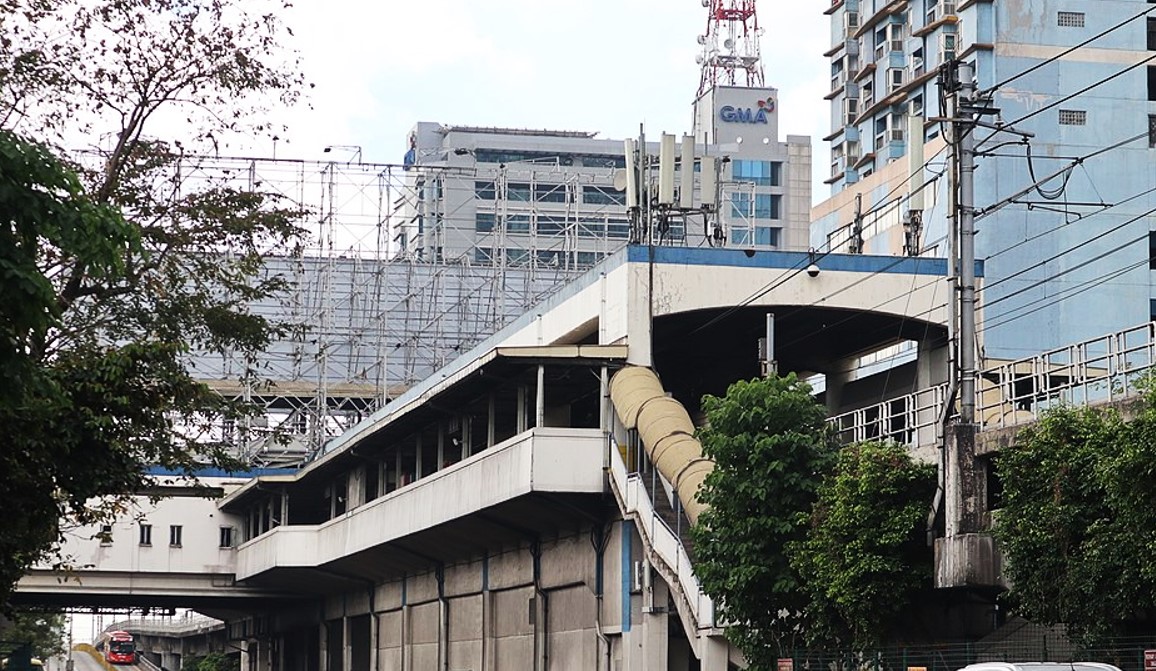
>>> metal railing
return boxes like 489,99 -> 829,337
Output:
828,322 -> 1156,448
607,441 -> 717,634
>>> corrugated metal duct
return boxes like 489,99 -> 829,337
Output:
609,367 -> 713,525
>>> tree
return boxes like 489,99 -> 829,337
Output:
181,652 -> 240,671
0,0 -> 307,607
0,611 -> 67,658
995,394 -> 1156,645
790,440 -> 937,650
691,374 -> 838,668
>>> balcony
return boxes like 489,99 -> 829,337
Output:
236,427 -> 607,580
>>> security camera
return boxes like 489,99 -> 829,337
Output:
806,263 -> 820,278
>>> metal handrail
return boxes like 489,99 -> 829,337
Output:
827,322 -> 1156,448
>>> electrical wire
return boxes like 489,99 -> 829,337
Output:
979,3 -> 1156,95
686,151 -> 950,336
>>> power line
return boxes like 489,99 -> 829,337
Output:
687,151 -> 950,336
977,257 -> 1149,336
980,3 -> 1156,95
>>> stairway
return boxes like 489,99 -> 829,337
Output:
639,468 -> 697,562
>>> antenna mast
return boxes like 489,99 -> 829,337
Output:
696,0 -> 765,97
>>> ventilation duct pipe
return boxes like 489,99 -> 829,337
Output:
609,367 -> 713,525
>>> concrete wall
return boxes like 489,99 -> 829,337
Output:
35,477 -> 247,576
251,523 -> 648,671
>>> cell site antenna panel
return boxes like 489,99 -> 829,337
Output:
696,0 -> 766,97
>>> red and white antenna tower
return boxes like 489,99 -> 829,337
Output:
695,0 -> 765,97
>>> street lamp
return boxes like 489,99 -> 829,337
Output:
322,144 -> 362,164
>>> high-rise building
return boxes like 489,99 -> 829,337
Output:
815,0 -> 1156,360
398,90 -> 812,263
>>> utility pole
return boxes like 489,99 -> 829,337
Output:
940,58 -> 982,542
957,60 -> 978,425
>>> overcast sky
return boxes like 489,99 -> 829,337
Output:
273,0 -> 831,201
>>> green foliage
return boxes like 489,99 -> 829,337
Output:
0,611 -> 66,658
791,440 -> 937,650
0,0 -> 307,608
181,652 -> 240,671
996,394 -> 1156,645
691,373 -> 838,667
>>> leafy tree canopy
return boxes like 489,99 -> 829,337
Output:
0,611 -> 66,659
791,440 -> 937,650
691,373 -> 838,667
996,392 -> 1156,645
0,0 -> 308,607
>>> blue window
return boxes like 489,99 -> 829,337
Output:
754,227 -> 781,246
607,220 -> 630,239
583,186 -> 625,206
577,251 -> 602,267
537,216 -> 565,235
732,160 -> 781,187
577,220 -> 605,238
508,183 -> 532,202
535,183 -> 567,203
507,214 -> 530,233
731,193 -> 781,219
475,213 -> 495,233
475,181 -> 496,200
474,248 -> 493,264
730,228 -> 751,245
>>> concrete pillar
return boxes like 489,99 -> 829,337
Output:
700,636 -> 731,671
825,367 -> 852,415
626,255 -> 653,367
640,575 -> 669,670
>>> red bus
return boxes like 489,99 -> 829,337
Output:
104,631 -> 137,665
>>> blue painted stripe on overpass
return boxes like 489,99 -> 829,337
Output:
621,519 -> 633,633
626,245 -> 983,277
143,466 -> 298,478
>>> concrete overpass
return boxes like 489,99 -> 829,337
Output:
17,245 -> 968,670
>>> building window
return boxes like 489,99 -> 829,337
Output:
475,181 -> 496,200
730,193 -> 781,220
536,216 -> 566,235
474,247 -> 493,264
139,524 -> 152,546
582,185 -> 624,206
1149,115 -> 1156,148
1149,231 -> 1156,270
507,183 -> 532,202
507,214 -> 530,233
99,525 -> 113,545
169,525 -> 183,547
219,527 -> 235,549
732,160 -> 782,187
1058,109 -> 1087,125
475,212 -> 495,233
1056,11 -> 1085,27
607,221 -> 630,239
1148,18 -> 1156,50
534,183 -> 567,203
730,227 -> 751,246
755,227 -> 782,247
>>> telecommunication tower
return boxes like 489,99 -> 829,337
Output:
695,0 -> 766,97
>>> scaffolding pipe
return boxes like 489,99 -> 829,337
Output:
608,367 -> 713,525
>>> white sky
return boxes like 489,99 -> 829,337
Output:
271,0 -> 831,202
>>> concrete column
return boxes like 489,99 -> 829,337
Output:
825,367 -> 852,415
342,617 -> 352,671
516,385 -> 528,433
626,258 -> 653,367
486,395 -> 496,448
700,635 -> 731,671
639,575 -> 669,670
535,365 -> 546,429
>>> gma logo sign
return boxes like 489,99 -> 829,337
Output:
719,98 -> 776,124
